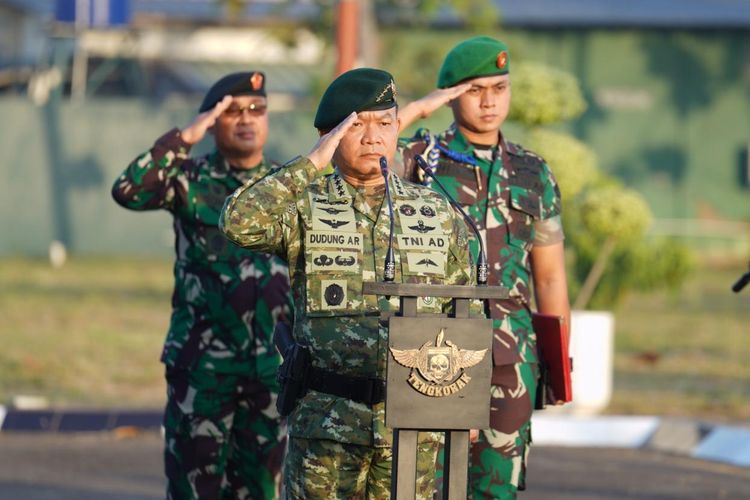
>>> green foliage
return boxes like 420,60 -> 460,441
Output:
381,30 -> 464,97
509,62 -> 694,309
509,62 -> 587,126
579,186 -> 652,243
524,128 -> 598,200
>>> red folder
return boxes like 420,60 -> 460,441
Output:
532,313 -> 573,403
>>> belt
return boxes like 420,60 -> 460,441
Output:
308,368 -> 386,406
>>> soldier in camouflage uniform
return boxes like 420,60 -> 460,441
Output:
111,72 -> 292,500
396,37 -> 571,499
221,68 -> 475,499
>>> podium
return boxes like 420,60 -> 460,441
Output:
363,282 -> 510,500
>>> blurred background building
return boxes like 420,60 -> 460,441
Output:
0,0 -> 748,258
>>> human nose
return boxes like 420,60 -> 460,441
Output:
480,89 -> 494,108
361,123 -> 381,144
237,109 -> 254,123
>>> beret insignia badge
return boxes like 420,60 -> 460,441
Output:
496,51 -> 508,70
250,72 -> 264,91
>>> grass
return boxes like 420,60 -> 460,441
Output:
1,256 -> 749,420
607,261 -> 750,421
0,257 -> 172,408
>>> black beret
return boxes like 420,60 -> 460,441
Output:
199,71 -> 266,112
314,68 -> 397,130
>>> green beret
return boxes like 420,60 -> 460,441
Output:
314,68 -> 397,130
199,71 -> 266,112
437,36 -> 510,89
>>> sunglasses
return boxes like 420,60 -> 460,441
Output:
222,103 -> 267,117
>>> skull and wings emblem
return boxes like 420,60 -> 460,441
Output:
390,329 -> 487,385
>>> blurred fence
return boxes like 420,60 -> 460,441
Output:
650,218 -> 750,259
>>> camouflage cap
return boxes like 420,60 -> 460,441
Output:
314,68 -> 398,130
437,36 -> 510,88
199,71 -> 266,112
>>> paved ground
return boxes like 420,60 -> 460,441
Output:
1,431 -> 749,499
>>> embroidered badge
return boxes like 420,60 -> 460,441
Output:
406,251 -> 446,275
375,79 -> 397,103
496,51 -> 508,70
311,251 -> 359,272
318,218 -> 350,229
399,204 -> 417,216
419,205 -> 436,218
322,280 -> 347,308
306,231 -> 363,251
250,72 -> 264,91
408,220 -> 436,234
390,329 -> 487,397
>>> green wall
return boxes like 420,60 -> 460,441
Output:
0,96 -> 318,256
387,27 -> 750,219
507,28 -> 750,219
2,27 -> 749,256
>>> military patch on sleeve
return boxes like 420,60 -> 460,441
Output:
306,231 -> 363,251
310,250 -> 360,273
310,193 -> 356,231
406,252 -> 446,276
321,279 -> 348,309
397,234 -> 449,251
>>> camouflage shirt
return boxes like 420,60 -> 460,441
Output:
112,128 -> 292,373
221,156 -> 474,447
398,126 -> 562,366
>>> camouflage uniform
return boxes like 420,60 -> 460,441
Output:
112,128 -> 292,500
221,156 -> 474,499
398,125 -> 563,499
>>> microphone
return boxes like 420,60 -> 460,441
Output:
415,154 -> 488,285
379,156 -> 396,282
732,264 -> 750,293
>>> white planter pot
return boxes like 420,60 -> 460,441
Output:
546,310 -> 615,415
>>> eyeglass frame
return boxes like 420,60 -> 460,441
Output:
222,102 -> 268,118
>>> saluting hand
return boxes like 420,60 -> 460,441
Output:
397,83 -> 472,132
306,112 -> 358,171
420,83 -> 473,117
180,95 -> 233,145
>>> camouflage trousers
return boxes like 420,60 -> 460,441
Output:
468,362 -> 539,500
164,368 -> 286,500
284,436 -> 440,499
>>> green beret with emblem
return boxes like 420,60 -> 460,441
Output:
314,68 -> 398,130
437,36 -> 510,89
199,71 -> 266,112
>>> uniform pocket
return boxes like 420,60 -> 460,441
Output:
507,190 -> 541,250
304,249 -> 365,316
437,159 -> 479,206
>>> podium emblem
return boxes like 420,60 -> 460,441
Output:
390,329 -> 487,397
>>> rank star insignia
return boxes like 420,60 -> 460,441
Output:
389,329 -> 487,397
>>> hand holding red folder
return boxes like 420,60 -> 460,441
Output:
532,313 -> 573,404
